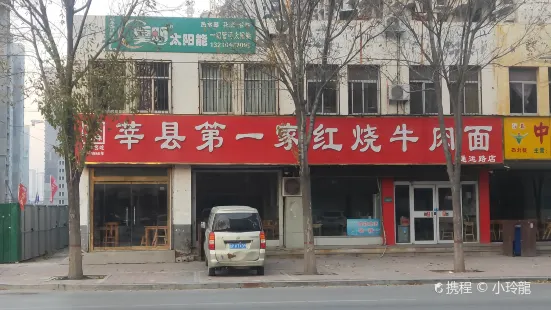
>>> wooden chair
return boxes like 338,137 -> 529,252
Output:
103,222 -> 119,247
441,223 -> 453,240
152,226 -> 168,247
464,221 -> 476,242
263,220 -> 278,239
543,222 -> 551,240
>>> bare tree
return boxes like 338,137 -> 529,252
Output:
384,0 -> 547,272
3,0 -> 157,279
228,0 -> 387,274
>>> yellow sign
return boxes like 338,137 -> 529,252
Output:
504,117 -> 551,160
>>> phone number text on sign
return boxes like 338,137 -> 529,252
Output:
434,281 -> 531,295
346,219 -> 381,237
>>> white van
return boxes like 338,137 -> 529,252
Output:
203,206 -> 266,276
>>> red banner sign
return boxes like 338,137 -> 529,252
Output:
18,183 -> 27,211
83,115 -> 503,165
50,176 -> 58,203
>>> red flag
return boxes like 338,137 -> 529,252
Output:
50,175 -> 58,204
18,183 -> 27,211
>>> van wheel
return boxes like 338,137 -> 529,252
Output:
256,267 -> 264,276
208,267 -> 216,276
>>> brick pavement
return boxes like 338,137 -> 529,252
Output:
1,249 -> 550,289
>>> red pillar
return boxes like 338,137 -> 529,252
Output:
478,169 -> 491,244
381,178 -> 395,246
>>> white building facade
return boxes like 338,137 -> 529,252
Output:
75,7 -> 521,261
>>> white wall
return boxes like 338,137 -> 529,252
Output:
75,15 -> 499,117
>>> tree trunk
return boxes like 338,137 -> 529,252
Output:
301,163 -> 317,275
67,171 -> 83,279
451,172 -> 466,272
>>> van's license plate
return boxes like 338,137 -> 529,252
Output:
229,243 -> 247,249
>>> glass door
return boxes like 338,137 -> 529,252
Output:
437,186 -> 454,243
93,183 -> 133,249
93,182 -> 169,249
130,183 -> 169,248
411,186 -> 436,244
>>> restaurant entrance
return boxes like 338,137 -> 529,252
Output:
395,182 -> 479,244
90,167 -> 170,251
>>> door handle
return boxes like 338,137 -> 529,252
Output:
125,208 -> 129,226
133,207 -> 136,225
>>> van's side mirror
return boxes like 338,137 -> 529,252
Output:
200,221 -> 206,229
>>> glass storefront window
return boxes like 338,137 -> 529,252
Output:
395,185 -> 411,243
93,183 -> 169,248
462,184 -> 478,242
311,177 -> 381,237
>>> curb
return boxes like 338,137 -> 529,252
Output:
1,277 -> 550,291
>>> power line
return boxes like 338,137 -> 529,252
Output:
0,118 -> 54,148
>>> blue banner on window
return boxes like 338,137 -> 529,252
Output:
347,219 -> 381,237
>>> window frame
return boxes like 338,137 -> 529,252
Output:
449,67 -> 481,114
135,61 -> 171,113
409,80 -> 437,115
509,68 -> 538,115
347,65 -> 379,114
306,65 -> 340,115
243,64 -> 279,115
200,63 -> 234,114
89,60 -> 127,111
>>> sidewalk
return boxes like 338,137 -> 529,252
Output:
1,249 -> 550,291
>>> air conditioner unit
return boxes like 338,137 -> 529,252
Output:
389,84 -> 410,101
385,16 -> 405,36
282,177 -> 302,197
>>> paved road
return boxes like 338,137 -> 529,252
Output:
0,284 -> 549,309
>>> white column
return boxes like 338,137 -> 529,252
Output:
79,167 -> 90,251
172,165 -> 193,253
79,167 -> 89,226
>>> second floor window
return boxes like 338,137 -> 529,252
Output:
201,63 -> 233,113
348,65 -> 379,114
449,66 -> 480,114
307,65 -> 339,114
356,0 -> 384,19
89,60 -> 126,111
244,64 -> 277,114
136,61 -> 171,112
509,68 -> 537,114
409,66 -> 437,114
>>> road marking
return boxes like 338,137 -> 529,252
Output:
0,298 -> 417,309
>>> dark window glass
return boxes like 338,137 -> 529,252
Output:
213,212 -> 262,232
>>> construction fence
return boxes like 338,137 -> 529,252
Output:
0,203 -> 69,263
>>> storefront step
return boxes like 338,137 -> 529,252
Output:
265,244 -> 503,257
83,250 -> 176,265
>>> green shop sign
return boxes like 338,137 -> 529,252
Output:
105,16 -> 256,54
